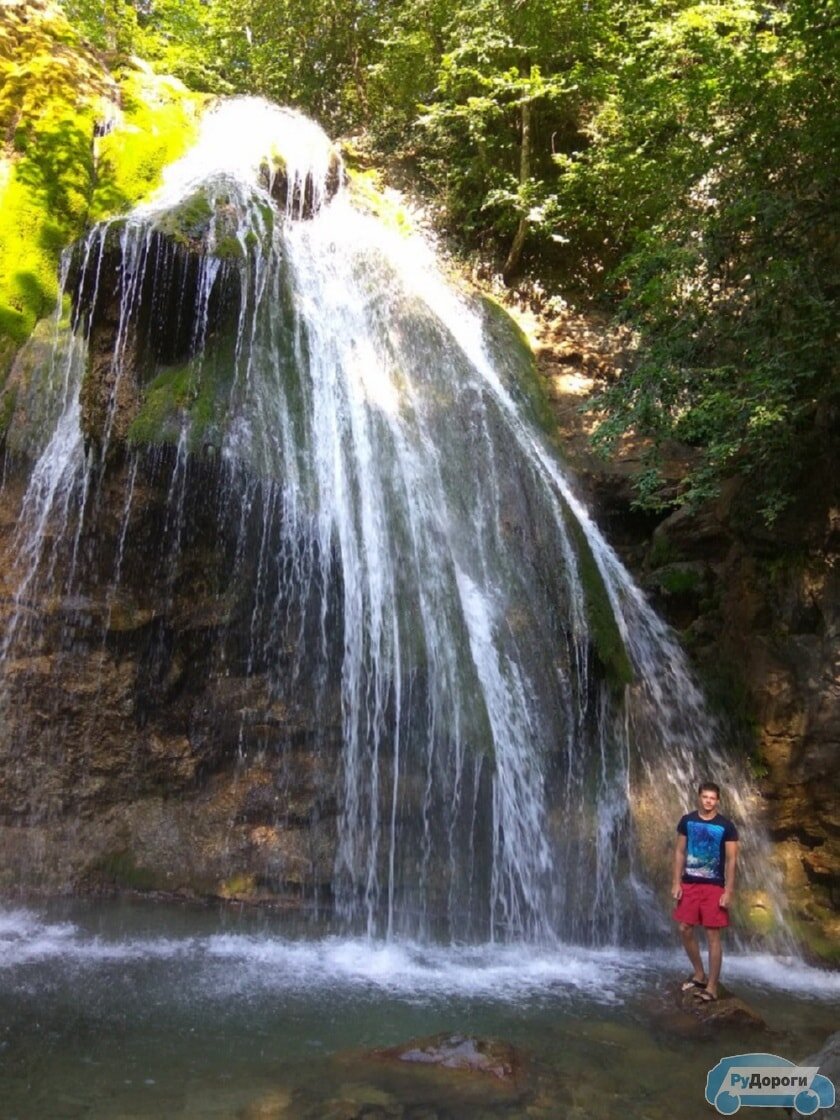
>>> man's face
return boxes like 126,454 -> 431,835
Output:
698,788 -> 720,815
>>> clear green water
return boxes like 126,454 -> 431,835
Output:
0,899 -> 836,1119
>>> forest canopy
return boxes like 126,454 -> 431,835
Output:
34,1 -> 840,517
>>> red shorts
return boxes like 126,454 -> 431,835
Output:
673,882 -> 729,928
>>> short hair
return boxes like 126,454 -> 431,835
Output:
698,781 -> 720,797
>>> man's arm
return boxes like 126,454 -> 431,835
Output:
672,833 -> 686,899
720,840 -> 738,907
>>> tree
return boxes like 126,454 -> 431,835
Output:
581,0 -> 839,520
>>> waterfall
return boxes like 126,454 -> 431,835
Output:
0,97 -> 786,947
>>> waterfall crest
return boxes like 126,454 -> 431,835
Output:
0,97 -> 785,946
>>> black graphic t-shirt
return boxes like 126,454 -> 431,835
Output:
677,811 -> 739,887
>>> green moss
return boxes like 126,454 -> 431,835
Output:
212,235 -> 244,260
732,890 -> 778,939
0,384 -> 17,440
747,751 -> 769,779
257,202 -> 274,235
218,873 -> 257,899
0,3 -> 106,370
658,566 -> 701,595
789,916 -> 840,966
127,334 -> 236,452
151,190 -> 252,260
477,294 -> 557,440
566,511 -> 634,687
90,848 -> 164,892
90,67 -> 203,221
127,362 -> 195,446
153,190 -> 213,247
648,532 -> 681,568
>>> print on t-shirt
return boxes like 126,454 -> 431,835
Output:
685,819 -> 726,882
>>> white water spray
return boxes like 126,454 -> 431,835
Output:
0,98 -> 788,947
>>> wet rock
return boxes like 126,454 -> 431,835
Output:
372,1034 -> 521,1083
795,1032 -> 840,1120
672,982 -> 767,1029
646,981 -> 769,1040
259,151 -> 343,219
0,453 -> 342,902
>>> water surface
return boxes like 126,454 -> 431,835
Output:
1,899 -> 836,1119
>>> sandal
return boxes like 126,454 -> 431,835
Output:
695,988 -> 718,1002
680,977 -> 707,992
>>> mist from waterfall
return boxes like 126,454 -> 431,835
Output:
0,97 -> 787,949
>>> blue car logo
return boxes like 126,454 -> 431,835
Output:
706,1053 -> 836,1115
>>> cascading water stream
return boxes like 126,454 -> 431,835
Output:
0,97 -> 788,948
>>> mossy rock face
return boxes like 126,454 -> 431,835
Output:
154,191 -> 214,247
150,189 -> 250,261
477,294 -> 557,441
566,510 -> 634,688
0,0 -> 116,369
126,341 -> 237,453
0,383 -> 17,443
0,3 -> 204,380
89,64 -> 203,222
72,215 -> 245,457
87,848 -> 169,893
470,294 -> 631,686
655,564 -> 703,597
2,308 -> 81,456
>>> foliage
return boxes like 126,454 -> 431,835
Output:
204,0 -> 384,129
17,0 -> 840,521
0,2 -> 203,377
581,0 -> 839,522
91,66 -> 203,219
60,0 -> 220,89
0,1 -> 109,363
412,0 -> 605,257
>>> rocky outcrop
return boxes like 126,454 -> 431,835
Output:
0,442 -> 343,902
645,481 -> 840,960
260,151 -> 343,218
532,303 -> 840,961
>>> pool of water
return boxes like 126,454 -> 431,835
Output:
1,898 -> 837,1119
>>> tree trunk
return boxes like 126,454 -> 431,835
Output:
502,95 -> 532,285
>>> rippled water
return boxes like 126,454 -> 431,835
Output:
1,900 -> 836,1119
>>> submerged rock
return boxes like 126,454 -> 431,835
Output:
372,1034 -> 521,1083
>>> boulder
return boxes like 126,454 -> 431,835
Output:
646,982 -> 767,1041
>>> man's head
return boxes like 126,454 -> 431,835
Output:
697,781 -> 720,814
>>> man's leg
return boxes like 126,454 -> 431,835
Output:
679,922 -> 706,982
705,928 -> 722,997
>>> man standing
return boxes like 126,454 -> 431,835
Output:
672,781 -> 739,1002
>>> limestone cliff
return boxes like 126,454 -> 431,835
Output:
0,0 -> 836,963
0,426 -> 343,904
533,305 -> 839,961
